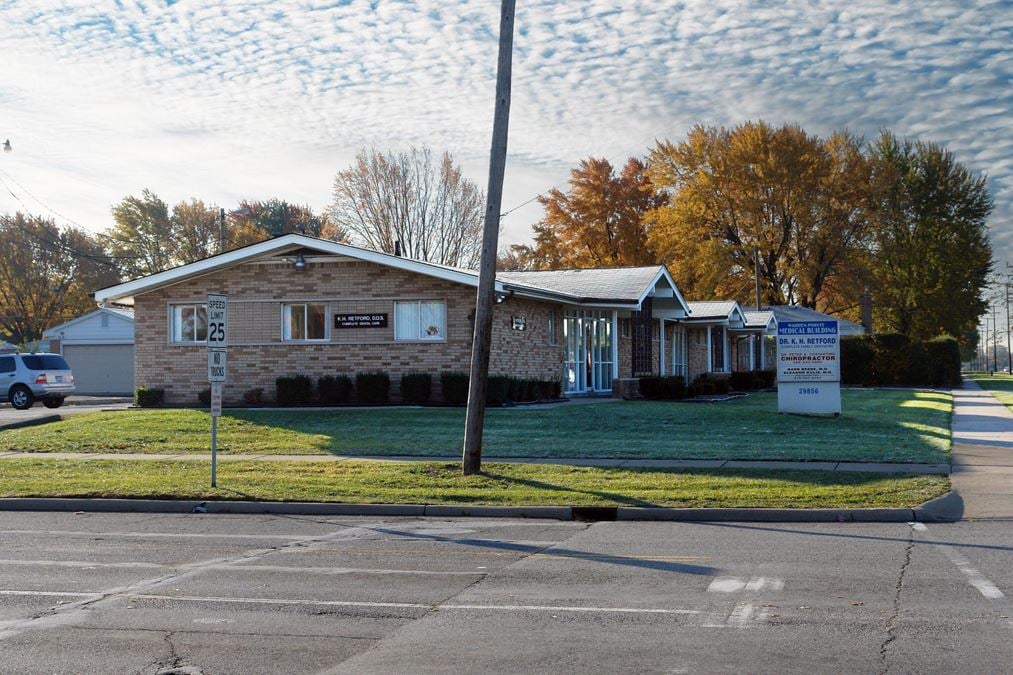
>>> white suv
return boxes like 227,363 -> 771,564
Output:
0,353 -> 76,410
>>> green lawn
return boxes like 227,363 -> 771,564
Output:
0,458 -> 950,509
967,373 -> 1013,411
0,389 -> 951,463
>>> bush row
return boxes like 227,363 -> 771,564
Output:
841,334 -> 961,387
728,369 -> 776,392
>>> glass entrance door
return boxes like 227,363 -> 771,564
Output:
564,311 -> 613,394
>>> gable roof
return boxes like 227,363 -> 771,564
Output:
684,300 -> 746,324
44,307 -> 134,335
498,266 -> 688,309
93,234 -> 688,311
743,310 -> 776,330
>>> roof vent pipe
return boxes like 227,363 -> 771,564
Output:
394,240 -> 401,257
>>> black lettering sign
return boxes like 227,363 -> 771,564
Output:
334,313 -> 388,328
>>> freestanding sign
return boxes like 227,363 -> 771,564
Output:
776,320 -> 841,415
206,294 -> 227,487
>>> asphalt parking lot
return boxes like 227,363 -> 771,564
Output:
1,511 -> 1011,674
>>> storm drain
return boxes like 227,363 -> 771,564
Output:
571,506 -> 618,522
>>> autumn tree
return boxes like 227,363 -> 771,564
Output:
0,213 -> 119,343
227,198 -> 347,249
329,146 -> 485,268
645,122 -> 871,308
108,190 -> 175,279
866,131 -> 993,339
512,157 -> 664,270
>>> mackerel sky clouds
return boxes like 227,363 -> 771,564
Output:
0,0 -> 1010,268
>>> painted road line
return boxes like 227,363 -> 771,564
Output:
0,590 -> 100,599
913,524 -> 1005,601
707,576 -> 784,593
130,593 -> 701,615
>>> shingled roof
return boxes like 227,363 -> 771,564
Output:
498,267 -> 671,303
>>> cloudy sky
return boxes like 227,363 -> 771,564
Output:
0,0 -> 1010,274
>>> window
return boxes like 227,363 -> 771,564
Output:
711,326 -> 725,372
395,301 -> 446,341
0,356 -> 14,373
283,303 -> 327,341
22,355 -> 70,370
548,311 -> 557,345
171,304 -> 207,343
620,319 -> 631,338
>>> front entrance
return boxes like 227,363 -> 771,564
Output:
563,310 -> 613,394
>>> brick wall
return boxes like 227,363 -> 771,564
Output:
134,259 -> 564,404
687,326 -> 709,381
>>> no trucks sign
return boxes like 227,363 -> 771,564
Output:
776,320 -> 841,415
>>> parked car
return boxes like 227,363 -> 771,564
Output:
0,353 -> 75,410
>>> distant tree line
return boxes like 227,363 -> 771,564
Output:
507,122 -> 994,350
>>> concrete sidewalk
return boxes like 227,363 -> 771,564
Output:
0,450 -> 949,475
950,380 -> 1013,519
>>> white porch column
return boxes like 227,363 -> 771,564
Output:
706,325 -> 712,373
749,334 -> 756,370
759,335 -> 765,369
658,319 -> 665,375
611,311 -> 619,380
724,328 -> 730,373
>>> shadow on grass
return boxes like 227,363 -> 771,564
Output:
478,470 -> 659,508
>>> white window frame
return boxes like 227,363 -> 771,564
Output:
394,300 -> 447,342
169,303 -> 208,344
281,302 -> 329,342
548,310 -> 558,346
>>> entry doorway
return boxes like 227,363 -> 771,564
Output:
563,310 -> 614,394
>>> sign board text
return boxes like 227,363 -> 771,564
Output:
334,313 -> 387,328
207,294 -> 228,347
776,320 -> 841,414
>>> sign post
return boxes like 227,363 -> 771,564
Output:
206,294 -> 228,487
776,320 -> 841,415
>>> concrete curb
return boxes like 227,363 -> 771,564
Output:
912,490 -> 964,523
0,497 -> 945,522
0,415 -> 62,431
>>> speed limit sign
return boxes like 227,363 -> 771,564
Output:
207,294 -> 227,347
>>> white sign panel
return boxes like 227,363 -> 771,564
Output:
777,320 -> 841,415
208,349 -> 227,383
207,294 -> 228,347
210,382 -> 223,417
776,321 -> 840,382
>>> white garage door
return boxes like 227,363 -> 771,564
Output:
62,345 -> 134,395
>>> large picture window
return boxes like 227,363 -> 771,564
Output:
395,301 -> 446,341
283,303 -> 327,341
171,304 -> 207,343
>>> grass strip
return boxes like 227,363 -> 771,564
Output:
0,459 -> 950,509
0,389 -> 952,464
967,373 -> 1013,412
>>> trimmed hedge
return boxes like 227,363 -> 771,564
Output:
639,376 -> 687,400
134,387 -> 164,408
276,375 -> 313,405
728,369 -> 774,391
198,388 -> 212,406
400,373 -> 432,404
840,334 -> 961,387
487,376 -> 511,406
243,388 -> 264,405
440,372 -> 470,405
318,375 -> 353,404
356,371 -> 390,404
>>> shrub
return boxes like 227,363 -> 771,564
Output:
318,375 -> 353,404
840,337 -> 874,386
871,333 -> 911,386
487,375 -> 511,406
728,371 -> 754,391
356,371 -> 390,404
440,372 -> 469,405
926,335 -> 962,387
712,377 -> 731,395
276,375 -> 313,405
243,388 -> 264,405
198,388 -> 211,406
400,373 -> 432,404
639,376 -> 687,400
757,369 -> 776,388
134,387 -> 164,407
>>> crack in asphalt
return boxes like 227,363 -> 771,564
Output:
879,527 -> 915,675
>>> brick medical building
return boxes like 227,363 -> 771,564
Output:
94,234 -> 774,404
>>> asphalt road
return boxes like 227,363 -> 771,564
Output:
0,399 -> 130,429
1,512 -> 1011,674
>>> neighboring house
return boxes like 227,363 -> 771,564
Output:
92,234 -> 691,404
0,342 -> 17,354
43,308 -> 135,395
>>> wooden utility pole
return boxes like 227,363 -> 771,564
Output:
462,0 -> 515,475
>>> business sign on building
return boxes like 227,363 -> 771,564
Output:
334,313 -> 388,328
776,320 -> 841,415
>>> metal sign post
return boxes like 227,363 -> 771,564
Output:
207,294 -> 228,487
